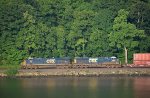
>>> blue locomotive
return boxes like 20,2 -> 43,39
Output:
21,57 -> 121,69
22,57 -> 71,69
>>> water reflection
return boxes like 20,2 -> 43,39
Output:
0,77 -> 150,98
133,78 -> 150,98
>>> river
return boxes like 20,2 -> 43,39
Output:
0,77 -> 150,98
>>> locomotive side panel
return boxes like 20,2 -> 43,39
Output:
55,57 -> 71,68
21,56 -> 121,69
96,57 -> 121,68
22,57 -> 71,69
73,57 -> 89,68
73,57 -> 121,68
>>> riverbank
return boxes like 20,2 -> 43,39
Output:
0,68 -> 150,77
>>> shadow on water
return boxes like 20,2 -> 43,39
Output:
0,77 -> 150,98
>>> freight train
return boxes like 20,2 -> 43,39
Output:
21,53 -> 150,69
21,57 -> 121,69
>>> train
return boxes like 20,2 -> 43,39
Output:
21,57 -> 121,69
21,53 -> 150,69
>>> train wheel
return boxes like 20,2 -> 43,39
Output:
107,65 -> 110,68
111,65 -> 114,68
34,66 -> 37,69
64,66 -> 68,69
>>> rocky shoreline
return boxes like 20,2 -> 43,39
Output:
0,68 -> 150,77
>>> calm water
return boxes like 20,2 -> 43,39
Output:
0,77 -> 150,98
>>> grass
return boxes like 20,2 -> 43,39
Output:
4,68 -> 19,76
0,65 -> 20,76
0,65 -> 20,69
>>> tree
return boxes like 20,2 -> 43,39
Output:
1,0 -> 149,66
70,1 -> 96,57
0,0 -> 34,65
17,11 -> 51,58
17,11 -> 36,55
109,9 -> 145,64
55,26 -> 67,57
87,28 -> 111,57
129,0 -> 150,52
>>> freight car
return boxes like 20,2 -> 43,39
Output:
21,56 -> 121,69
128,53 -> 150,67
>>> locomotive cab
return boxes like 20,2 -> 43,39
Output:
28,57 -> 33,64
111,56 -> 117,62
111,56 -> 120,65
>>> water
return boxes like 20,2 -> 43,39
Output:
0,77 -> 150,98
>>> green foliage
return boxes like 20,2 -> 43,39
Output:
87,28 -> 111,57
109,9 -> 145,63
0,0 -> 149,66
128,0 -> 150,52
0,0 -> 34,65
5,68 -> 19,76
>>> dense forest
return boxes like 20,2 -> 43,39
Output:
0,0 -> 150,65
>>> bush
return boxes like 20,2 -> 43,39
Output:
0,65 -> 20,69
5,68 -> 19,76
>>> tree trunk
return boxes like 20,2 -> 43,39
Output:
124,47 -> 128,65
83,44 -> 85,57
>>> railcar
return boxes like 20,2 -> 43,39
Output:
21,57 -> 71,69
128,53 -> 150,67
72,57 -> 89,68
21,56 -> 121,69
73,57 -> 121,68
92,57 -> 121,68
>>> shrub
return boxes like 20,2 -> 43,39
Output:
5,68 -> 19,76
